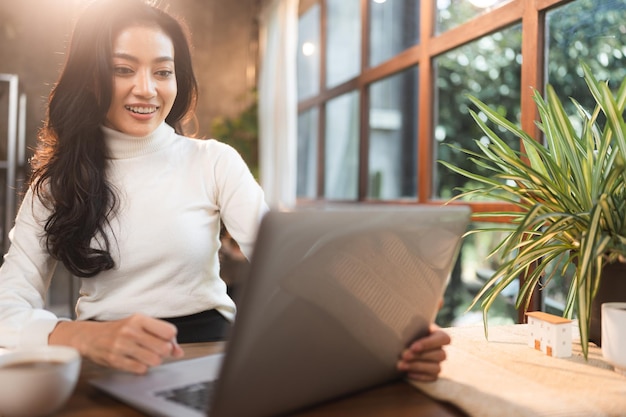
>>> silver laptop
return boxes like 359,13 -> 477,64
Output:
90,204 -> 470,417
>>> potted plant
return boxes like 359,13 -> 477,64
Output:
440,62 -> 626,358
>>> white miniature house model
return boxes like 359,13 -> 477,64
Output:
526,311 -> 573,358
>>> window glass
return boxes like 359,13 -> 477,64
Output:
325,91 -> 360,200
546,0 -> 626,116
368,66 -> 418,200
433,24 -> 522,200
543,0 -> 626,318
437,223 -> 518,327
436,0 -> 512,34
326,0 -> 361,88
297,108 -> 319,199
298,4 -> 321,100
369,0 -> 419,68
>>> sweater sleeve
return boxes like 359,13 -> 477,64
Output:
0,188 -> 60,348
212,142 -> 269,260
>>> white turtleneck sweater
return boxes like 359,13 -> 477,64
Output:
0,123 -> 268,348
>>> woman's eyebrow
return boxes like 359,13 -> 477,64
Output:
112,52 -> 174,63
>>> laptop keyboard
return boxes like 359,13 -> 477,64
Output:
155,380 -> 217,412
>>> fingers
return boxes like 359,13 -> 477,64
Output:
170,339 -> 185,358
405,359 -> 443,382
49,315 -> 184,374
397,325 -> 451,382
405,325 -> 451,353
140,314 -> 178,341
400,344 -> 447,364
139,315 -> 184,358
130,317 -> 179,358
115,315 -> 184,371
99,345 -> 154,374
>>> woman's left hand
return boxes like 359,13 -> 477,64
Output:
396,324 -> 451,382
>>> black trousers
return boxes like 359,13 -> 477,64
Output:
161,309 -> 232,343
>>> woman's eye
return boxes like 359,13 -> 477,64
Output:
156,70 -> 174,78
114,67 -> 133,75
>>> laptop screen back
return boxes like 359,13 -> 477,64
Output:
210,204 -> 470,417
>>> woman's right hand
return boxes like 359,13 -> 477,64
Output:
49,313 -> 184,374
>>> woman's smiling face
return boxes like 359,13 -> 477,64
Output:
104,24 -> 177,137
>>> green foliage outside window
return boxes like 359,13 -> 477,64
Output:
434,25 -> 522,200
211,92 -> 259,180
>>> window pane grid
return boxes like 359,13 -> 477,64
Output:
295,0 -> 626,326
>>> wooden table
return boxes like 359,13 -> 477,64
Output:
57,342 -> 467,417
412,324 -> 626,417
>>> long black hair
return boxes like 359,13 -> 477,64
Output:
30,0 -> 198,277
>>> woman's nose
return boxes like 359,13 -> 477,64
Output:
133,71 -> 156,97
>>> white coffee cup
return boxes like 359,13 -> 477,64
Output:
601,302 -> 626,376
0,346 -> 81,417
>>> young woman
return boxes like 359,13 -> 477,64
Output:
0,0 -> 450,380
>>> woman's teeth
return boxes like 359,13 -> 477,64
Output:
126,106 -> 157,114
